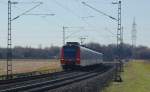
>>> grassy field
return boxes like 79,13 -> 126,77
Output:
0,59 -> 61,75
103,60 -> 150,92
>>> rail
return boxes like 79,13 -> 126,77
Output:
0,68 -> 62,80
0,66 -> 112,92
49,66 -> 116,92
0,64 -> 121,92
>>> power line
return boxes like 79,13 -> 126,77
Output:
52,0 -> 81,18
51,0 -> 94,27
62,26 -> 83,45
82,2 -> 118,21
105,27 -> 116,36
79,36 -> 88,45
11,2 -> 43,21
11,1 -> 55,18
132,17 -> 137,47
73,0 -> 96,27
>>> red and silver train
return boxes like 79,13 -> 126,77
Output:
60,42 -> 103,70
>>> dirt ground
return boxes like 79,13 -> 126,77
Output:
0,59 -> 61,75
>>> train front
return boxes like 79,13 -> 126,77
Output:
60,43 -> 80,70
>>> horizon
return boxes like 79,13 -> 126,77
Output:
0,42 -> 149,49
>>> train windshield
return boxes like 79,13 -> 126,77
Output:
64,46 -> 77,59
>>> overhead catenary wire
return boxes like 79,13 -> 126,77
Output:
52,0 -> 81,18
73,0 -> 116,40
10,1 -> 55,19
72,0 -> 96,28
65,29 -> 83,39
74,0 -> 116,37
24,14 -> 55,16
5,0 -> 118,44
105,27 -> 116,36
51,0 -> 94,27
73,1 -> 117,41
82,2 -> 118,21
12,0 -> 117,41
11,2 -> 43,21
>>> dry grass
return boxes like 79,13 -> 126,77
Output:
0,59 -> 61,75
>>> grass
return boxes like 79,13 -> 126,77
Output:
103,60 -> 150,92
0,59 -> 61,75
36,60 -> 62,72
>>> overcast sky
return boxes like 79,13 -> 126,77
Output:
0,0 -> 149,48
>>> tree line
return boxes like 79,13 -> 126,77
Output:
0,46 -> 60,59
0,43 -> 150,60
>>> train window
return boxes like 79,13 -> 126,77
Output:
64,46 -> 77,59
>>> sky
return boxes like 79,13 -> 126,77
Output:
0,0 -> 150,48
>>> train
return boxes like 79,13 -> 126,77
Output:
60,42 -> 103,70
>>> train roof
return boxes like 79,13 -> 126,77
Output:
80,46 -> 103,55
64,42 -> 103,55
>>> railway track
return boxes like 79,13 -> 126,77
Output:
26,70 -> 106,92
0,71 -> 77,90
0,66 -> 110,92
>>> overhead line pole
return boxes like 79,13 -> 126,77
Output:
82,1 -> 123,59
7,1 -> 54,79
112,1 -> 124,74
7,0 -> 13,79
82,0 -> 123,82
117,1 -> 122,60
112,1 -> 123,60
